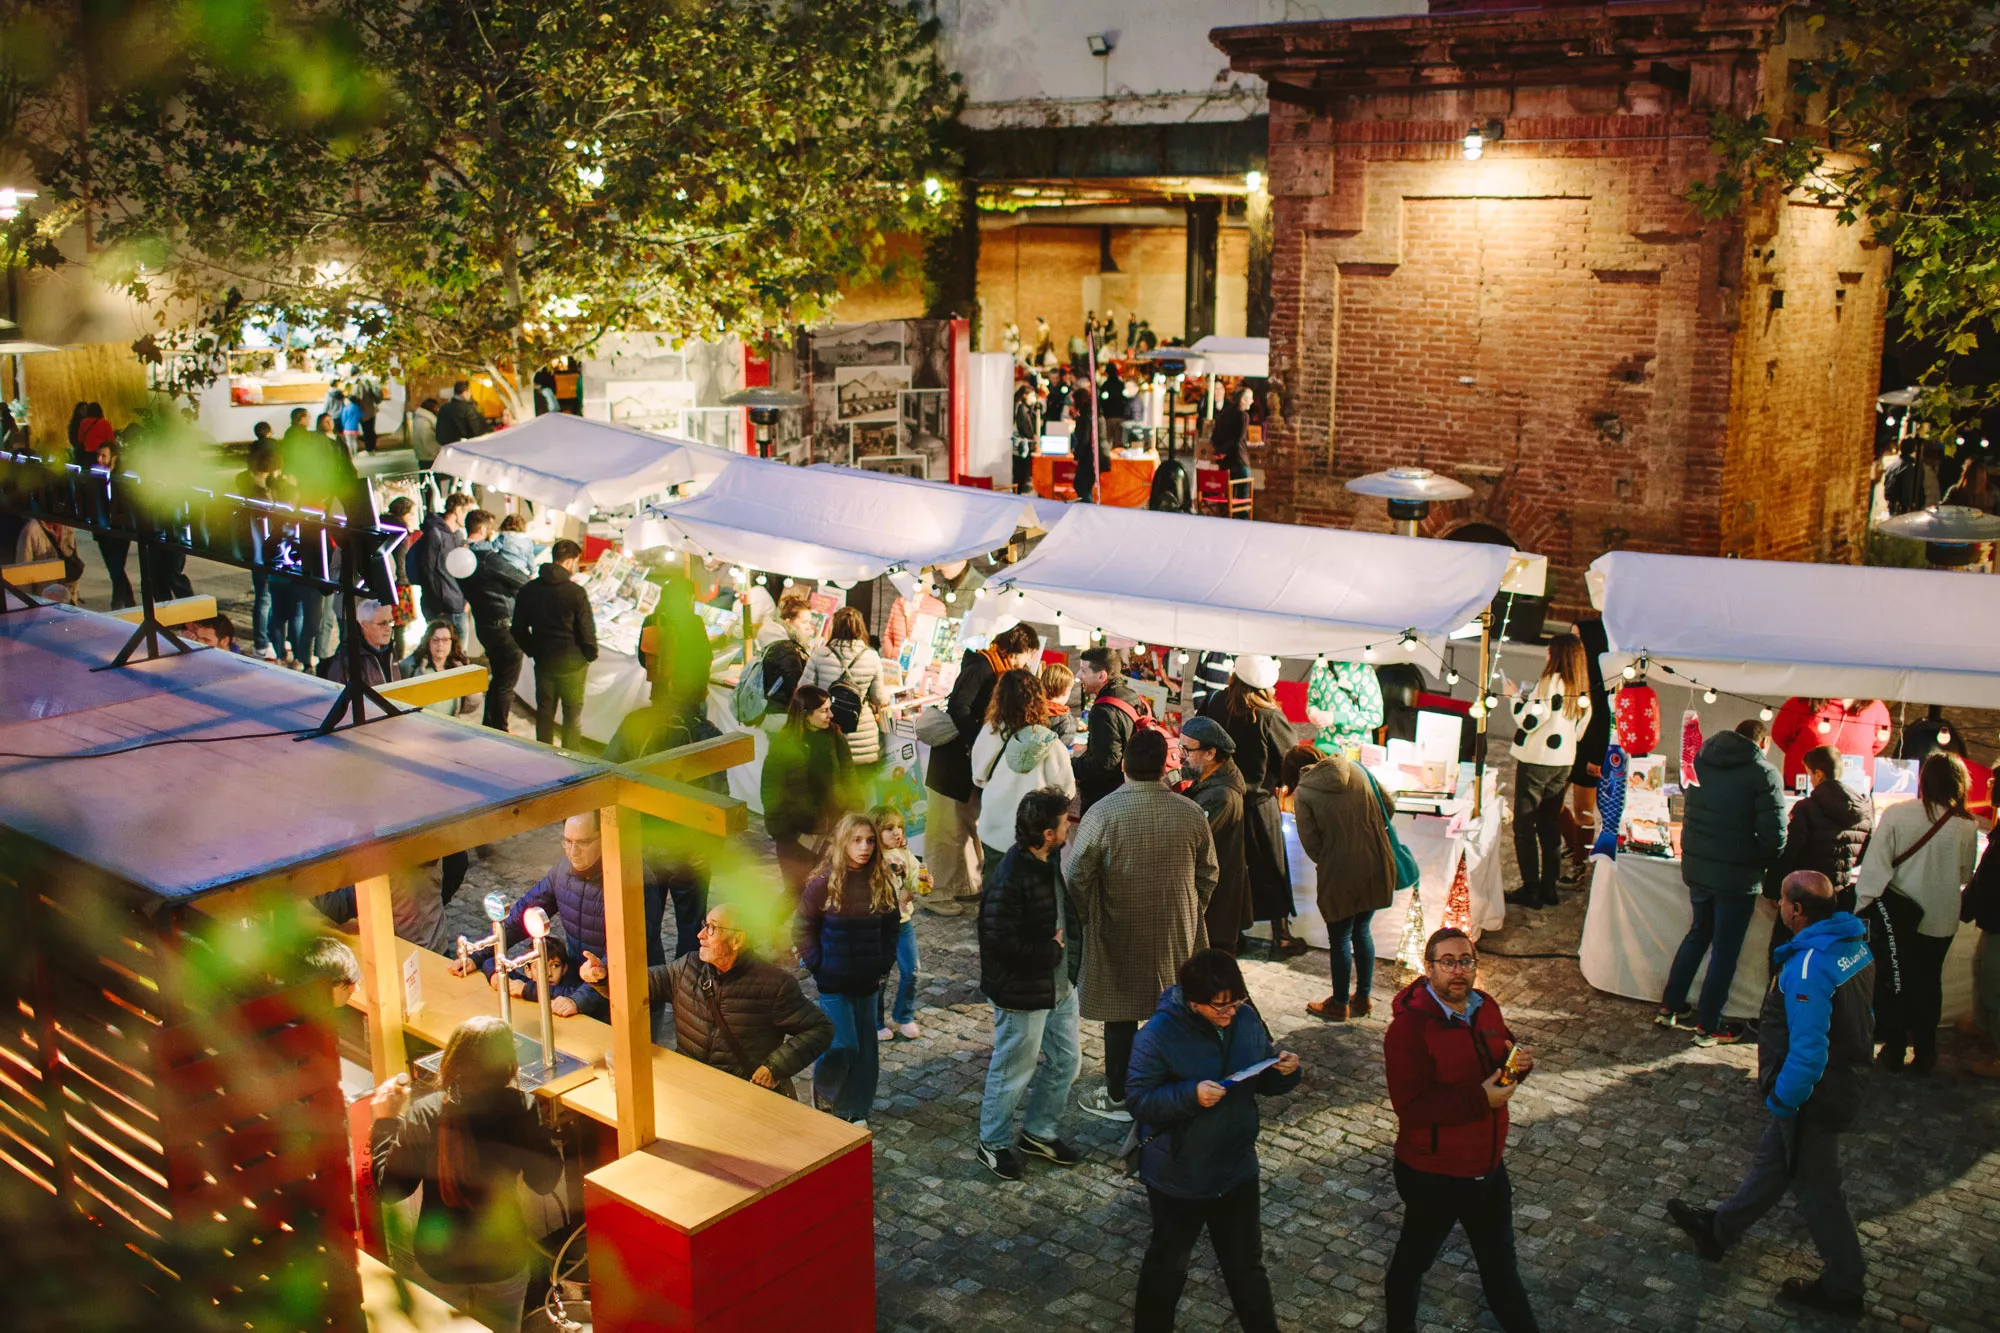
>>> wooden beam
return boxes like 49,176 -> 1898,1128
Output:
377,663 -> 491,709
109,595 -> 216,627
618,731 -> 755,785
1,559 -> 63,587
598,804 -> 655,1154
618,773 -> 748,838
353,873 -> 408,1082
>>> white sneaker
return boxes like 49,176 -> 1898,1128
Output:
257,645 -> 278,660
896,1021 -> 921,1040
1078,1088 -> 1132,1123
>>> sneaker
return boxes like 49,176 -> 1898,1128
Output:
976,1143 -> 1023,1181
257,644 -> 278,660
875,1027 -> 894,1041
1666,1199 -> 1725,1262
895,1021 -> 921,1040
1654,1005 -> 1694,1030
920,898 -> 965,917
1503,890 -> 1544,910
1018,1132 -> 1082,1166
1693,1023 -> 1745,1047
1077,1088 -> 1132,1123
1777,1276 -> 1862,1318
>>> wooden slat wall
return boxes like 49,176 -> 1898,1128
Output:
18,342 -> 152,440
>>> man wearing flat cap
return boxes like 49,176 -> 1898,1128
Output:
1181,716 -> 1251,956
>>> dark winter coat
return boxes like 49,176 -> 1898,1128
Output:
1074,675 -> 1146,812
461,543 -> 530,629
1201,694 -> 1295,920
1768,778 -> 1873,902
1293,756 -> 1396,925
644,954 -> 833,1088
978,845 -> 1080,1012
1759,912 -> 1874,1128
796,866 -> 901,997
1125,987 -> 1300,1200
1384,979 -> 1517,1179
512,563 -> 598,669
502,856 -> 667,1019
760,725 -> 856,844
1680,729 -> 1786,895
1187,758 -> 1251,945
756,636 -> 809,715
318,640 -> 399,690
409,515 -> 467,615
1964,837 -> 2000,933
927,647 -> 1003,802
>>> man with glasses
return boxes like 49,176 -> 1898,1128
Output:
1383,928 -> 1540,1333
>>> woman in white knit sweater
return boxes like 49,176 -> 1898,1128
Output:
1857,752 -> 1979,1074
970,668 -> 1075,861
802,606 -> 893,766
1502,633 -> 1593,910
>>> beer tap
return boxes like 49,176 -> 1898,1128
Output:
453,891 -> 516,1026
521,906 -> 558,1075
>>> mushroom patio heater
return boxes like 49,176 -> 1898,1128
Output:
1344,466 -> 1473,537
1875,504 -> 2000,568
721,386 -> 806,459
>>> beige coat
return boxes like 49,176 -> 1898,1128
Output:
1293,756 -> 1396,925
1065,780 -> 1218,1022
803,638 -> 892,764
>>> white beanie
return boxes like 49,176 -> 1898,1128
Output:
1233,654 -> 1281,690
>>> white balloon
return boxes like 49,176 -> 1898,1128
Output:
444,547 -> 478,579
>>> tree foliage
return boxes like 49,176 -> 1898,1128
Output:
1689,0 -> 2000,434
32,0 -> 959,403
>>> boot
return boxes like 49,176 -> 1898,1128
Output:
1349,992 -> 1373,1020
1270,918 -> 1309,959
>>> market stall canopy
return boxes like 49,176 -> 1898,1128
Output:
807,464 -> 1068,534
645,457 -> 1041,582
962,503 -> 1512,658
433,414 -> 736,516
1591,550 -> 2000,707
1186,336 -> 1268,377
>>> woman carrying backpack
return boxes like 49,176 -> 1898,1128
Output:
970,668 -> 1075,864
803,606 -> 891,765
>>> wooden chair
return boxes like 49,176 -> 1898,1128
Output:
1196,467 -> 1254,520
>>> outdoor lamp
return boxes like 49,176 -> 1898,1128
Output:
1875,504 -> 2000,568
721,386 -> 806,460
1344,466 -> 1473,537
1086,32 -> 1114,56
1462,120 -> 1504,161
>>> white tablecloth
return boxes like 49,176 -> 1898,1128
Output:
516,655 -> 652,745
1580,854 -> 1975,1023
1281,804 -> 1506,956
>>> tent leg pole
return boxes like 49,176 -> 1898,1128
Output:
1178,649 -> 1193,724
599,803 -> 656,1155
1473,611 -> 1492,821
354,874 -> 408,1083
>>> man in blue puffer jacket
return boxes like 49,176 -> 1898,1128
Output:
1125,949 -> 1302,1332
1666,870 -> 1874,1318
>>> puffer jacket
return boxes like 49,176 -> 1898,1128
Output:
977,845 -> 1080,1012
796,866 -> 901,997
460,542 -> 529,628
1125,986 -> 1301,1200
1383,979 -> 1516,1178
971,722 -> 1076,851
1768,778 -> 1872,901
1759,912 -> 1873,1126
1293,756 -> 1396,925
803,638 -> 892,764
512,563 -> 597,669
1679,729 -> 1785,895
647,954 -> 834,1088
502,856 -> 667,1018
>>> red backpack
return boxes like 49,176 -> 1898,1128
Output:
1097,693 -> 1183,776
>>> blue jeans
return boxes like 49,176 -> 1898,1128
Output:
267,581 -> 310,663
1661,888 -> 1756,1032
875,920 -> 919,1027
1327,909 -> 1377,1002
250,566 -> 272,651
814,991 -> 881,1123
978,986 -> 1081,1150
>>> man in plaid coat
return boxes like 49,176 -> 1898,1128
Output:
1067,728 -> 1218,1122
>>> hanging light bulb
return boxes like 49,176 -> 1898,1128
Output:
944,591 -> 956,604
754,574 -> 768,586
1446,670 -> 1460,686
782,577 -> 793,588
1703,689 -> 1717,704
1621,664 -> 1638,680
1758,706 -> 1774,722
1363,644 -> 1377,661
1816,718 -> 1832,735
730,565 -> 745,580
1485,694 -> 1500,710
973,587 -> 985,599
1469,700 -> 1487,720
1938,727 -> 1953,746
1400,633 -> 1418,654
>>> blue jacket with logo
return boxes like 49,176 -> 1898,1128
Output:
1759,912 -> 1874,1126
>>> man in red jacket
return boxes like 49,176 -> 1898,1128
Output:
1382,928 -> 1540,1333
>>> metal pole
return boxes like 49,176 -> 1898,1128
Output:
493,931 -> 512,1028
532,937 -> 557,1073
1472,610 -> 1492,820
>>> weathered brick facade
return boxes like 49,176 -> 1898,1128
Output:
1214,2 -> 1887,612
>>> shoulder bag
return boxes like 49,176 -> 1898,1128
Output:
1363,768 -> 1422,891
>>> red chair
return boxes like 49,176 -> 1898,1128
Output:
1051,458 -> 1077,500
1195,466 -> 1253,519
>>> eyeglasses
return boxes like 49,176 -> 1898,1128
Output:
697,921 -> 743,937
1428,955 -> 1477,971
1195,997 -> 1247,1014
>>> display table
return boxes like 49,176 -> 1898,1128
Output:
1031,453 -> 1156,507
1579,854 -> 1978,1023
517,654 -> 653,745
1280,802 -> 1506,956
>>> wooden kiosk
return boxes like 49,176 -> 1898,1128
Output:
0,600 -> 872,1330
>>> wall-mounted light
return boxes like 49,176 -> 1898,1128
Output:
0,186 -> 37,222
1462,120 -> 1505,161
1245,170 -> 1264,194
1086,32 -> 1114,57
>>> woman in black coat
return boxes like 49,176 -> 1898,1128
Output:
1200,660 -> 1305,956
762,685 -> 857,907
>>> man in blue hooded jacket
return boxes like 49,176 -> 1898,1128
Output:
1666,870 -> 1874,1317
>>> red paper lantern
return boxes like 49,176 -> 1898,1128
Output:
1616,684 -> 1660,756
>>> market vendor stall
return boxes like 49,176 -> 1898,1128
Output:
433,412 -> 736,516
1284,793 -> 1506,953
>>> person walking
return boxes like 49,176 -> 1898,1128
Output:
1125,949 -> 1302,1332
511,539 -> 596,748
82,435 -> 137,611
460,509 -> 530,732
1383,928 -> 1539,1333
370,1017 -> 562,1332
1294,748 -> 1397,1022
1855,751 -> 1978,1074
975,787 -> 1085,1180
1763,743 -> 1872,962
1501,634 -> 1592,910
409,492 -> 472,637
1178,716 -> 1250,957
971,668 -> 1076,865
1667,870 -> 1875,1317
1963,837 -> 2000,1079
1656,718 -> 1785,1044
923,623 -> 1042,917
1072,646 -> 1146,815
1068,728 -> 1218,1123
407,396 -> 441,468
802,606 -> 892,766
1200,656 -> 1306,957
797,813 -> 902,1125
761,685 -> 858,907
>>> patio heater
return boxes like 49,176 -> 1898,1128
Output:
721,386 -> 806,459
1875,504 -> 2000,569
1344,466 -> 1473,537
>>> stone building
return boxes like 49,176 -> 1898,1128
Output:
1213,0 -> 1888,610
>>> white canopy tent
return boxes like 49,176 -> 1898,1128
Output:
1591,550 -> 2000,707
807,464 -> 1068,533
1186,336 -> 1269,377
961,503 -> 1511,658
432,413 -> 736,516
647,456 -> 1047,583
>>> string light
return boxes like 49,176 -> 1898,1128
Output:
1703,689 -> 1717,704
943,591 -> 956,604
1621,664 -> 1638,680
1484,694 -> 1500,710
782,577 -> 793,588
1446,670 -> 1459,686
1400,632 -> 1418,654
1816,718 -> 1832,734
754,574 -> 768,586
1759,707 -> 1774,722
1938,727 -> 1953,745
1363,644 -> 1376,661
